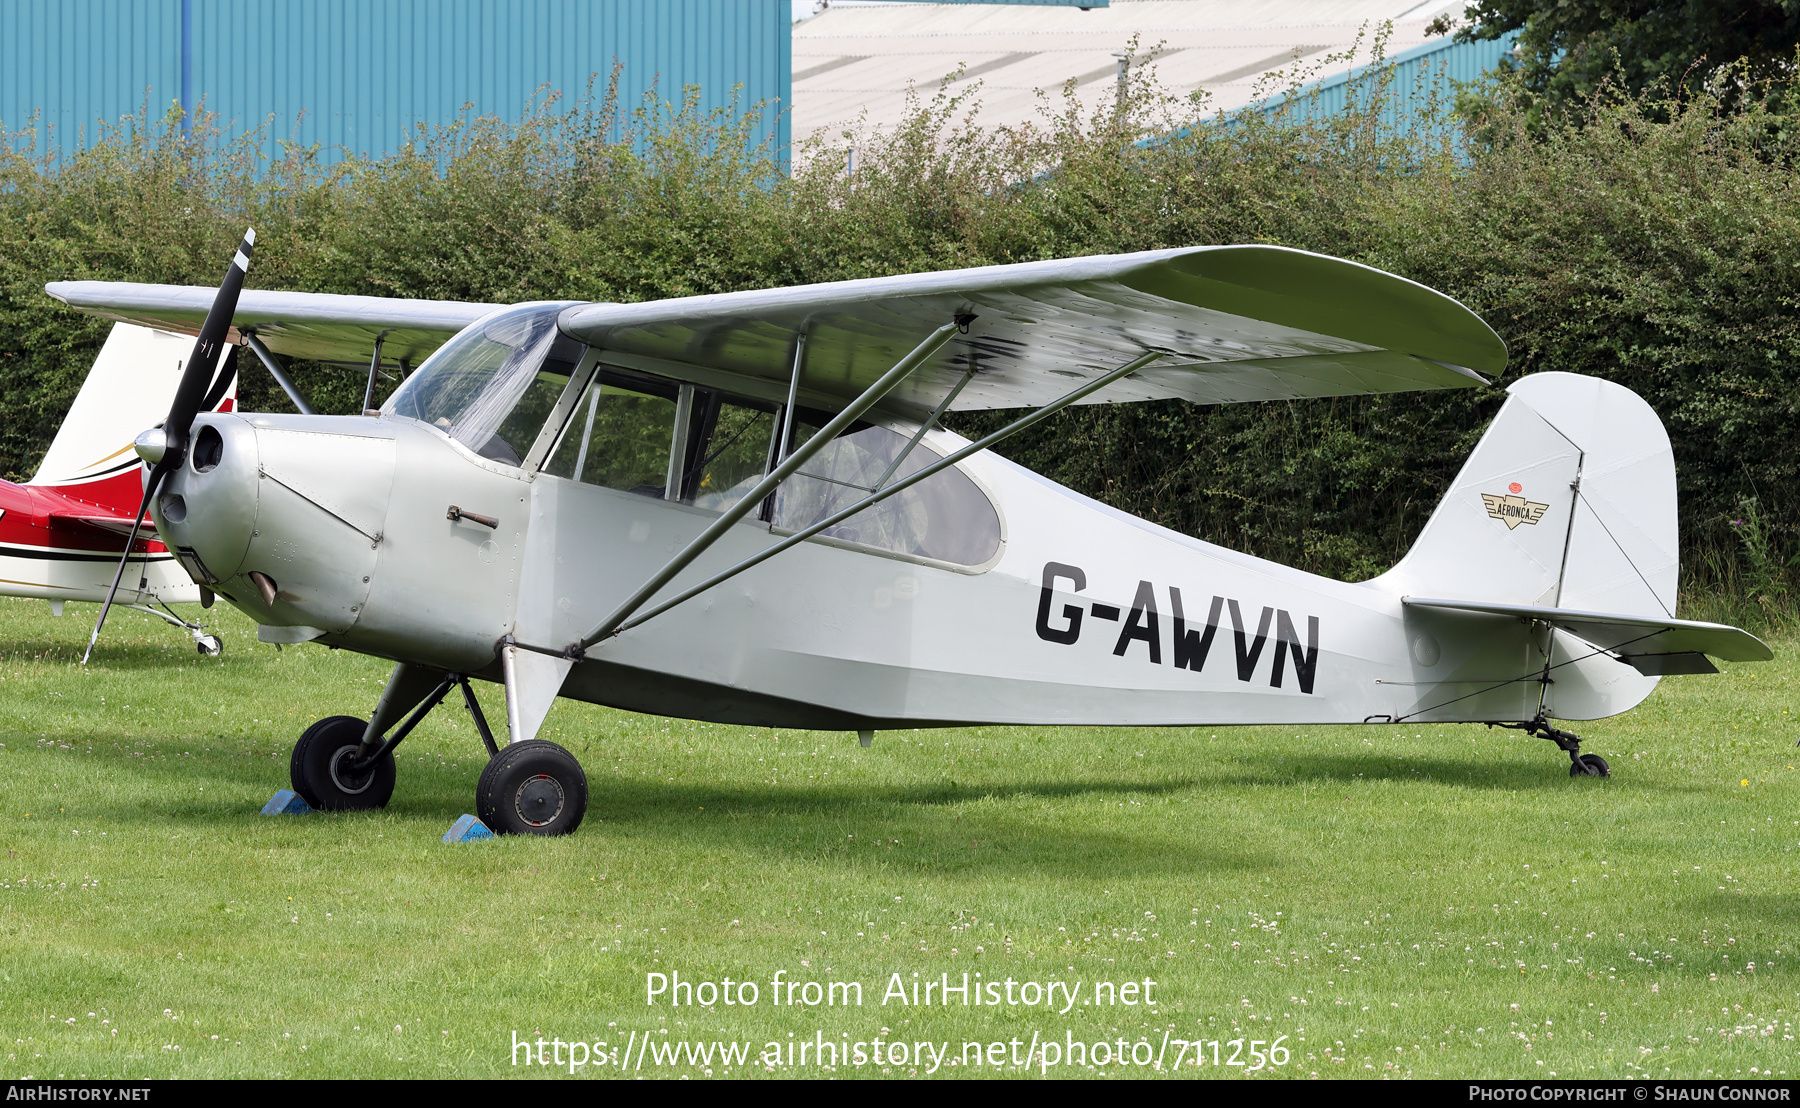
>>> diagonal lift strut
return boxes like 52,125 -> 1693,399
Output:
605,349 -> 1165,639
350,671 -> 498,770
564,320 -> 965,655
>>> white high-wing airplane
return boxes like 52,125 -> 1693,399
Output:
47,232 -> 1771,835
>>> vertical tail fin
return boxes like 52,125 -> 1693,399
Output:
27,322 -> 235,515
1375,372 -> 1682,722
1379,371 -> 1677,620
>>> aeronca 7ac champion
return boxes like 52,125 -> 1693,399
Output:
48,230 -> 1771,835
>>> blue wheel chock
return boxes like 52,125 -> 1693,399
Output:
443,814 -> 495,843
261,789 -> 313,815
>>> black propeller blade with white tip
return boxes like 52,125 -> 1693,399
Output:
81,227 -> 255,665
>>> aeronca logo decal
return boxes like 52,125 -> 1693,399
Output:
1033,562 -> 1320,694
1481,482 -> 1549,530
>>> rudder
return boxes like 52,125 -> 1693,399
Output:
1375,372 -> 1678,722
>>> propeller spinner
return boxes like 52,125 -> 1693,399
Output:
81,227 -> 255,664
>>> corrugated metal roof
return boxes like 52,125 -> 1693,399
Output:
793,0 -> 1467,140
3,0 -> 790,161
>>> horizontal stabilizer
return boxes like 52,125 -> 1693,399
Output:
1402,597 -> 1773,670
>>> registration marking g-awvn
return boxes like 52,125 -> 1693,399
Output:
1034,561 -> 1320,694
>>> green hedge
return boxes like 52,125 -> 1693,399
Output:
2,67 -> 1794,619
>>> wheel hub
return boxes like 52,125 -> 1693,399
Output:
328,746 -> 378,795
515,774 -> 565,827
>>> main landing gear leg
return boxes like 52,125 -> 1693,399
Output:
290,669 -> 587,834
291,670 -> 485,810
1495,716 -> 1610,778
458,676 -> 500,759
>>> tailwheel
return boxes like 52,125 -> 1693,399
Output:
290,715 -> 396,811
1494,716 -> 1613,780
1570,753 -> 1610,778
476,740 -> 588,836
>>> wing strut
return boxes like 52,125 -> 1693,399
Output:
873,355 -> 977,492
776,329 -> 807,464
605,349 -> 1165,639
361,329 -> 393,414
566,320 -> 963,655
243,331 -> 315,414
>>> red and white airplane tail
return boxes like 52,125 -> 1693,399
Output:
28,323 -> 232,506
0,323 -> 234,620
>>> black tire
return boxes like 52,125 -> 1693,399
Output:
1569,753 -> 1611,778
290,715 -> 396,811
476,740 -> 588,836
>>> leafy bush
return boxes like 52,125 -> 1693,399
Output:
1445,0 -> 1800,115
2,52 -> 1793,621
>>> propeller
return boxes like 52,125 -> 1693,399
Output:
81,227 -> 255,665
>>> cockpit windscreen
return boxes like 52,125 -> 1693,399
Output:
383,302 -> 582,465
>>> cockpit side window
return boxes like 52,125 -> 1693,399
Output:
679,394 -> 778,513
536,368 -> 1002,569
542,373 -> 680,497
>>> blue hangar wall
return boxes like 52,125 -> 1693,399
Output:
0,0 -> 791,161
1256,32 -> 1520,131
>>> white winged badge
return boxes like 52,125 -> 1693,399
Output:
47,234 -> 1771,835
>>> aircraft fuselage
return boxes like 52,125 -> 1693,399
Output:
153,407 -> 1652,732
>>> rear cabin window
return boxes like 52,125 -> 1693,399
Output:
774,422 -> 1002,568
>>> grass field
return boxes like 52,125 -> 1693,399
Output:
0,594 -> 1796,1080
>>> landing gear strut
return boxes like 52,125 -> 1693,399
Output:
289,670 -> 590,833
1495,716 -> 1610,777
129,603 -> 222,655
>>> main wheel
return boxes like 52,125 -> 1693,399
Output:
290,715 -> 396,810
476,740 -> 588,836
1569,753 -> 1610,778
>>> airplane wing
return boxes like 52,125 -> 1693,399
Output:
47,245 -> 1504,412
558,245 -> 1507,413
42,282 -> 505,366
1402,597 -> 1773,675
